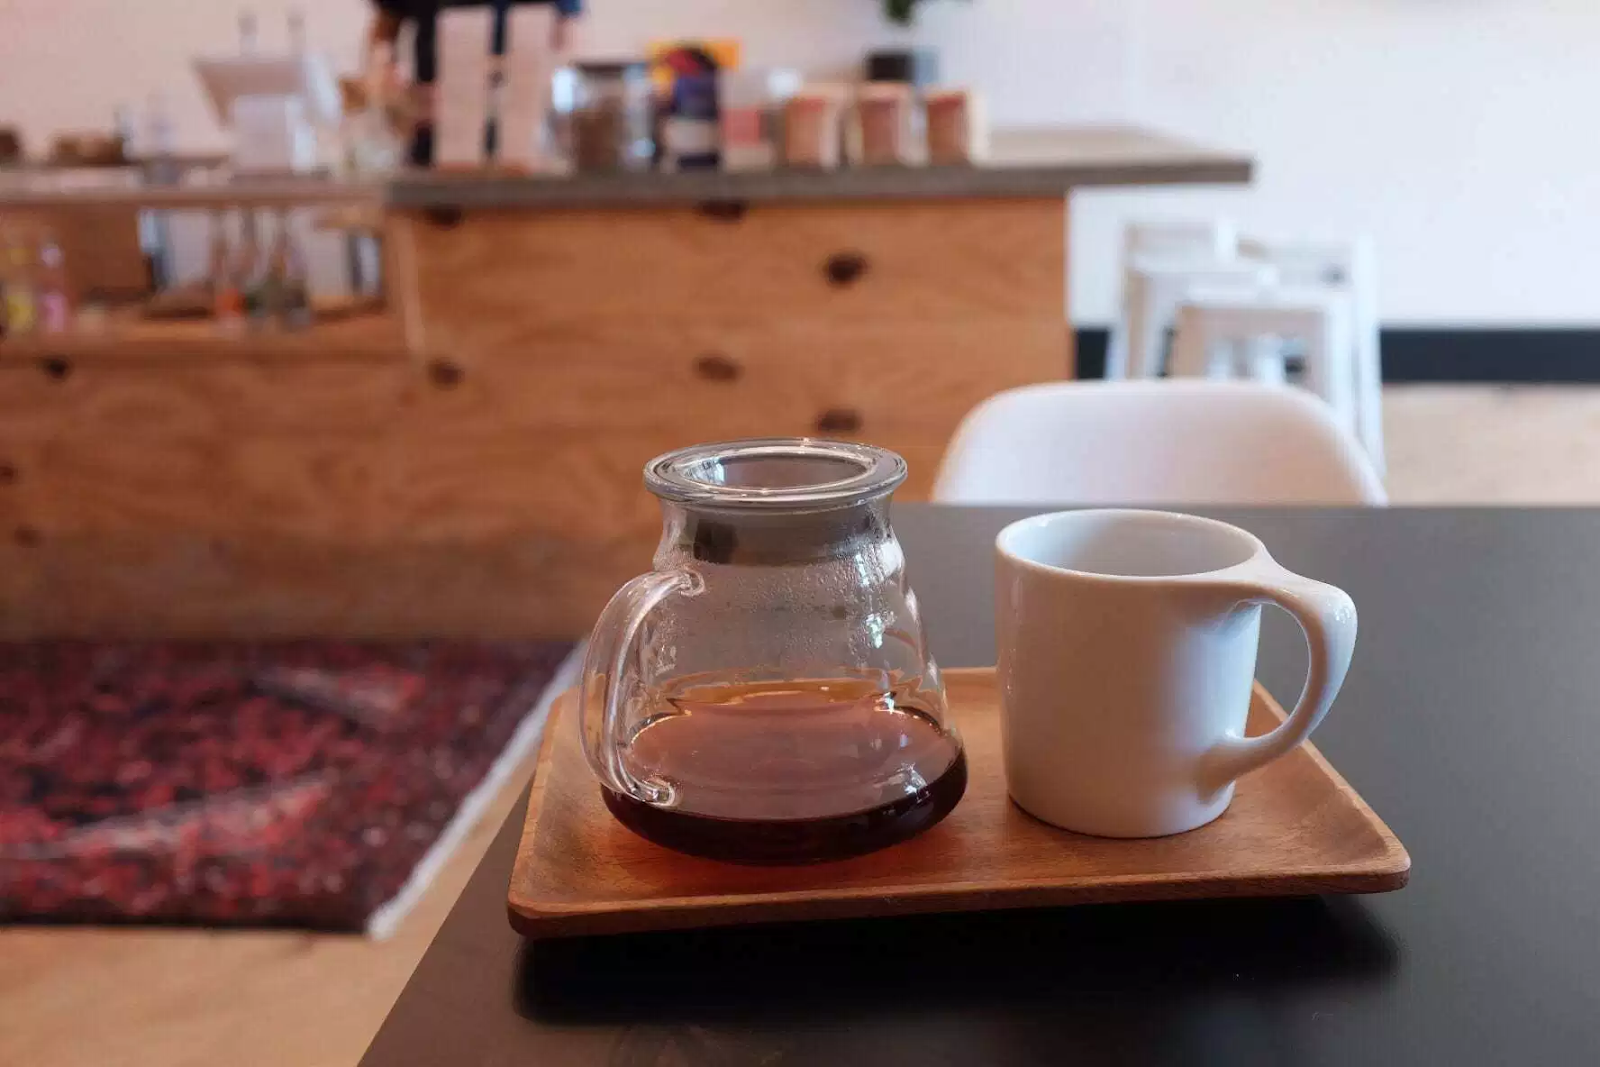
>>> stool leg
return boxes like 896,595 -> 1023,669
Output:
1302,304 -> 1357,436
1107,271 -> 1138,379
1207,339 -> 1236,380
1132,278 -> 1175,378
1248,335 -> 1288,384
1169,306 -> 1211,379
1351,238 -> 1387,473
1355,320 -> 1386,474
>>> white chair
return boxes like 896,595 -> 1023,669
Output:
933,380 -> 1387,506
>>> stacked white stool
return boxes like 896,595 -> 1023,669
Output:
1112,255 -> 1279,380
1108,219 -> 1270,379
1235,236 -> 1384,472
1107,221 -> 1384,473
1169,282 -> 1355,433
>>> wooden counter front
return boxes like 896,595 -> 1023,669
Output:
0,196 -> 1067,638
394,196 -> 1069,632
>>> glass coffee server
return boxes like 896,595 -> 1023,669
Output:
580,439 -> 966,864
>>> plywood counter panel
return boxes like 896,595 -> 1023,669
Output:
0,124 -> 1257,636
0,359 -> 415,440
0,535 -> 653,639
0,313 -> 404,366
1,425 -> 950,546
406,317 -> 1068,433
402,199 -> 1066,348
0,194 -> 1070,635
0,320 -> 1062,447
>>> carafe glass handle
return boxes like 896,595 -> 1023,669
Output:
578,567 -> 703,804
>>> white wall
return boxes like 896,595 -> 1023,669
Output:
3,0 -> 1598,325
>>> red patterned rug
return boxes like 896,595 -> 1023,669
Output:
0,640 -> 578,935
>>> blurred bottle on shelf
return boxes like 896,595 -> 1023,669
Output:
137,93 -> 178,294
271,210 -> 313,331
237,210 -> 270,330
36,232 -> 71,334
143,92 -> 177,182
1,226 -> 37,337
208,210 -> 245,335
257,213 -> 289,330
113,105 -> 137,164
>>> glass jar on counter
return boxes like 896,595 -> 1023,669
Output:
569,61 -> 655,172
783,86 -> 847,170
926,88 -> 988,165
854,83 -> 916,166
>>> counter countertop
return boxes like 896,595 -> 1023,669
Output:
0,128 -> 1249,211
387,127 -> 1251,209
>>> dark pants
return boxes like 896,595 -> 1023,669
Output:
408,0 -> 528,166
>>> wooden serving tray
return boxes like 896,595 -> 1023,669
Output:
508,669 -> 1409,939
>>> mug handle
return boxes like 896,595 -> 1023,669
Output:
578,567 -> 704,804
1199,559 -> 1358,793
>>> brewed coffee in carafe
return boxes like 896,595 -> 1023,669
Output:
580,439 -> 965,864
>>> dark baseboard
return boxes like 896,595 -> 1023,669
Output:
1074,328 -> 1600,384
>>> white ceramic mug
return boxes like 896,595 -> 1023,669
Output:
995,509 -> 1357,838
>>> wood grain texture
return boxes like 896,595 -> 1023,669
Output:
0,321 -> 1060,443
0,199 -> 1070,637
49,206 -> 148,302
388,317 -> 1069,436
0,357 -> 413,440
508,668 -> 1410,939
0,536 -> 653,640
0,207 -> 148,304
0,313 -> 403,365
404,199 -> 1066,342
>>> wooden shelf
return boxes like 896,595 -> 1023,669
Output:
0,177 -> 383,211
0,311 -> 405,365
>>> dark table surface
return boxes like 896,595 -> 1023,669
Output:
361,507 -> 1600,1066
